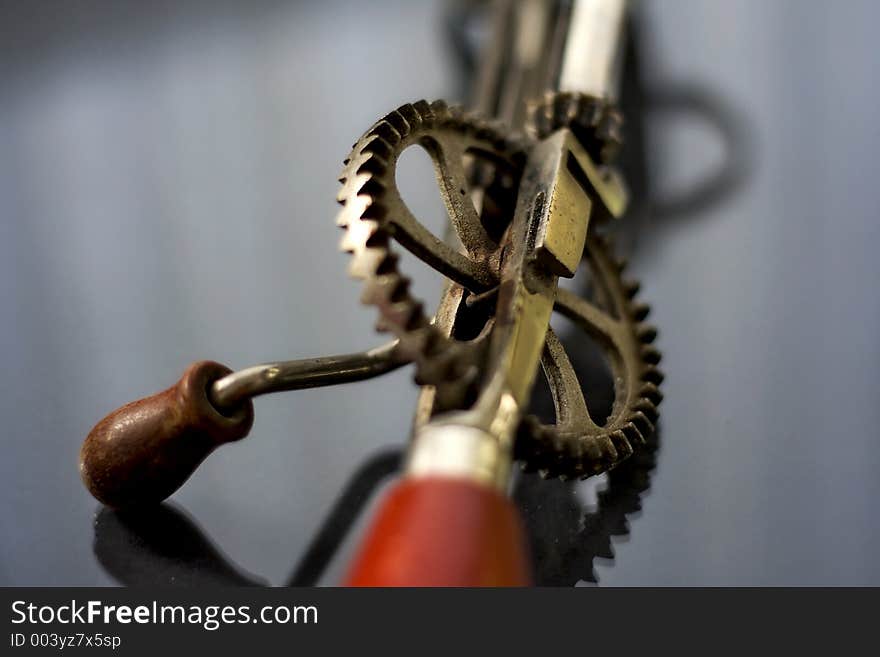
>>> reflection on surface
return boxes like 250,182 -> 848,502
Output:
94,437 -> 659,587
515,299 -> 661,586
515,431 -> 660,586
95,449 -> 402,587
285,449 -> 401,586
94,504 -> 265,587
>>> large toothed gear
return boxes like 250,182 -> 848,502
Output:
336,99 -> 662,478
526,91 -> 624,164
517,232 -> 664,480
336,100 -> 524,408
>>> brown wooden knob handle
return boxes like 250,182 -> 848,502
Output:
80,361 -> 254,508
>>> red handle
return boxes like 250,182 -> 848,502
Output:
344,476 -> 532,587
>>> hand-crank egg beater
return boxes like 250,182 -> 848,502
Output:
80,0 -> 662,586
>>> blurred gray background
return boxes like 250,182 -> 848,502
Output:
1,0 -> 878,585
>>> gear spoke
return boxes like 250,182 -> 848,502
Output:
554,287 -> 622,345
421,137 -> 494,258
384,198 -> 497,291
541,329 -> 600,432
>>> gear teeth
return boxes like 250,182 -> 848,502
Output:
608,430 -> 633,459
630,302 -> 650,321
373,120 -> 404,146
346,243 -> 388,277
621,422 -> 645,447
642,366 -> 664,385
364,135 -> 394,162
623,279 -> 641,298
373,250 -> 400,276
526,92 -> 624,163
632,399 -> 659,424
628,410 -> 655,438
399,103 -> 426,132
637,325 -> 658,344
411,99 -> 432,118
598,435 -> 618,462
384,109 -> 411,136
640,345 -> 662,364
355,154 -> 389,177
583,438 -> 604,462
360,272 -> 408,304
640,382 -> 663,406
429,99 -> 449,116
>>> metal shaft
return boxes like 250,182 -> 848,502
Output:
558,0 -> 627,101
472,0 -> 627,129
210,341 -> 404,411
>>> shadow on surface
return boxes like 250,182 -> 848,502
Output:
95,427 -> 660,587
514,429 -> 661,586
94,504 -> 265,586
94,449 -> 402,587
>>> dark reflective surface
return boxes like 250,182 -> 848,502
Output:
516,432 -> 661,587
94,449 -> 403,587
2,0 -> 879,586
94,505 -> 266,587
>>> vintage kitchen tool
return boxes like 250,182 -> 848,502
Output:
81,0 -> 662,586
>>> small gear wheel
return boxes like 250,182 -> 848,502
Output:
527,91 -> 624,164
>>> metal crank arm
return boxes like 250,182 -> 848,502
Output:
80,342 -> 405,508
